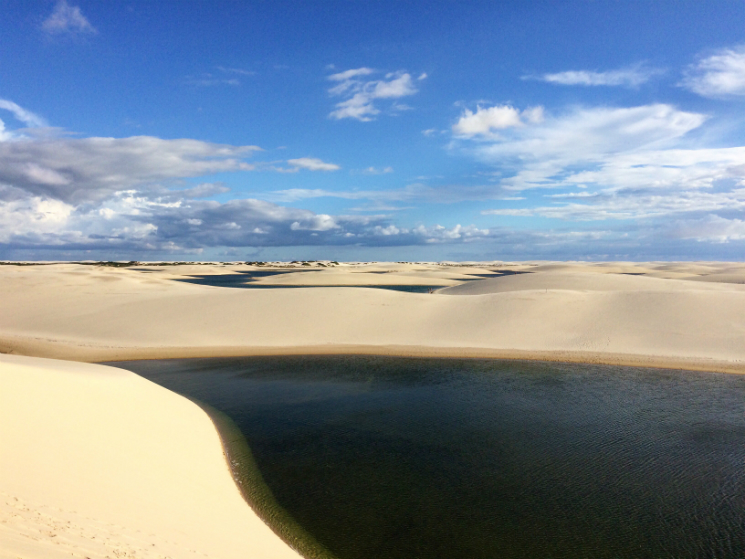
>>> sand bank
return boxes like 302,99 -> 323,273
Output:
0,354 -> 301,559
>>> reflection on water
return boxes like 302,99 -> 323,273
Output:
109,356 -> 745,559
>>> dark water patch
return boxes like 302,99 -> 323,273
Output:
175,278 -> 448,293
189,399 -> 337,559
463,270 -> 530,278
107,356 -> 745,559
177,269 -> 321,287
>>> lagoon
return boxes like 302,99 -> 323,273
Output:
109,356 -> 745,559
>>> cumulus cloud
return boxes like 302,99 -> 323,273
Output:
286,157 -> 340,172
671,215 -> 745,242
529,64 -> 662,88
452,105 -> 544,137
0,135 -> 261,203
41,0 -> 97,35
0,186 -> 503,253
328,68 -> 422,121
0,103 -> 504,254
682,45 -> 745,97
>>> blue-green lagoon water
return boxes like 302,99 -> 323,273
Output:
107,356 -> 745,559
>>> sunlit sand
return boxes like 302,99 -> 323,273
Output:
2,260 -> 744,558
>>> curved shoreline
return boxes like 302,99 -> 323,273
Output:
188,398 -> 338,559
0,354 -> 302,559
2,334 -> 744,375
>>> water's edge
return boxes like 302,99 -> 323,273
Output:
188,397 -> 337,559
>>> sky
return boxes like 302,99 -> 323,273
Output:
2,1 -> 745,262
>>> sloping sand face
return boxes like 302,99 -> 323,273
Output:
0,354 -> 300,559
0,262 -> 743,372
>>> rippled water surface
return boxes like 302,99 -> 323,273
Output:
109,356 -> 745,559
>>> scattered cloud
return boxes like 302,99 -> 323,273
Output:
453,103 -> 745,229
681,45 -> 745,97
0,99 -> 48,128
327,68 -> 423,121
360,166 -> 393,175
185,73 -> 240,87
287,157 -> 340,172
483,187 -> 745,221
41,0 -> 97,35
265,183 -> 516,205
452,105 -> 543,137
328,68 -> 376,82
527,64 -> 662,88
217,66 -> 256,76
456,103 -> 708,189
671,214 -> 745,242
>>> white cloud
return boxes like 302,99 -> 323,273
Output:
0,100 -> 47,128
328,68 -> 375,82
0,196 -> 74,243
455,103 -> 745,225
361,166 -> 393,175
287,157 -> 340,171
671,215 -> 745,242
483,187 -> 745,221
0,135 -> 261,203
290,214 -> 338,231
463,104 -> 706,190
530,64 -> 662,88
266,183 -> 516,206
452,105 -> 544,137
217,66 -> 256,76
41,0 -> 97,35
185,74 -> 240,87
682,45 -> 745,97
328,69 -> 422,121
0,183 -> 506,253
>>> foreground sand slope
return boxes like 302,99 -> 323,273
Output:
0,263 -> 744,371
0,354 -> 300,559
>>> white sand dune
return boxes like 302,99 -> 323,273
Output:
0,354 -> 300,559
0,262 -> 743,371
2,261 -> 745,559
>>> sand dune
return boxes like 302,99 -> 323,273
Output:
2,261 -> 745,559
441,270 -> 745,294
0,262 -> 743,372
0,354 -> 300,559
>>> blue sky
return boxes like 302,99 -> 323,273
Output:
2,1 -> 745,261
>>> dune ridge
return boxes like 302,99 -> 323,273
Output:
0,262 -> 743,372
